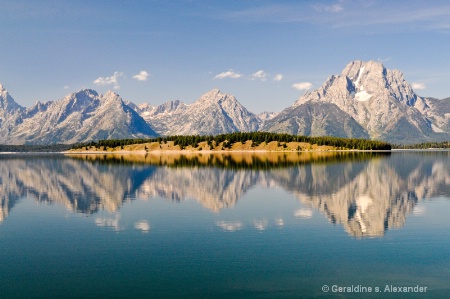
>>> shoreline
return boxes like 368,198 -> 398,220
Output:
63,149 -> 394,155
1,149 -> 449,155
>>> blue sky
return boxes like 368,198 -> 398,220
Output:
1,0 -> 450,113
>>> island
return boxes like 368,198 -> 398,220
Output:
67,132 -> 392,153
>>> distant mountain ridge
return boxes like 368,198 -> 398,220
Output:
131,89 -> 261,136
1,60 -> 449,144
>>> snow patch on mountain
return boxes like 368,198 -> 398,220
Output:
355,90 -> 372,102
431,123 -> 444,133
353,66 -> 365,88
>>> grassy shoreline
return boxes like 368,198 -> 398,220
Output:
68,132 -> 392,153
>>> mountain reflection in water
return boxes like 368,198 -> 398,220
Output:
1,151 -> 449,238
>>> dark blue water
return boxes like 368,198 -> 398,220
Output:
0,151 -> 449,298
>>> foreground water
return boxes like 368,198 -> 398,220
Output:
0,151 -> 449,298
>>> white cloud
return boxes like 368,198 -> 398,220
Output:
214,70 -> 243,79
377,57 -> 392,63
412,82 -> 426,90
324,4 -> 344,13
251,70 -> 267,81
273,74 -> 283,81
133,70 -> 150,81
292,82 -> 312,90
313,1 -> 344,14
95,214 -> 122,231
253,219 -> 268,231
134,220 -> 150,233
216,221 -> 243,232
413,206 -> 426,216
275,218 -> 284,226
63,85 -> 69,90
223,3 -> 450,32
93,71 -> 123,89
294,208 -> 313,219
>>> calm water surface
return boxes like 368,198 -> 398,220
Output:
0,151 -> 449,298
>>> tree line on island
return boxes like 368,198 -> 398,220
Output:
72,132 -> 392,151
392,141 -> 450,149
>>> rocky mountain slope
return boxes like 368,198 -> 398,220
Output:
132,89 -> 261,136
0,84 -> 25,140
0,88 -> 157,144
261,101 -> 369,139
263,60 -> 450,143
413,96 -> 450,133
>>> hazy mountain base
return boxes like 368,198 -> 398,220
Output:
262,102 -> 370,139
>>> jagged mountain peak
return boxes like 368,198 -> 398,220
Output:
137,103 -> 153,110
340,60 -> 415,104
294,59 -> 416,107
0,83 -> 24,113
287,60 -> 450,143
341,60 -> 408,87
341,60 -> 404,80
100,91 -> 125,108
0,86 -> 157,144
102,90 -> 119,99
0,83 -> 9,99
132,89 -> 261,136
342,60 -> 386,79
67,89 -> 99,99
25,100 -> 51,117
194,89 -> 248,115
197,89 -> 225,103
55,89 -> 100,115
61,89 -> 99,104
80,88 -> 98,96
205,88 -> 221,96
257,111 -> 279,121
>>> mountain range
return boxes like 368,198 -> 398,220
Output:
1,60 -> 449,144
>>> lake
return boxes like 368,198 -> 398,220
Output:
0,151 -> 449,298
